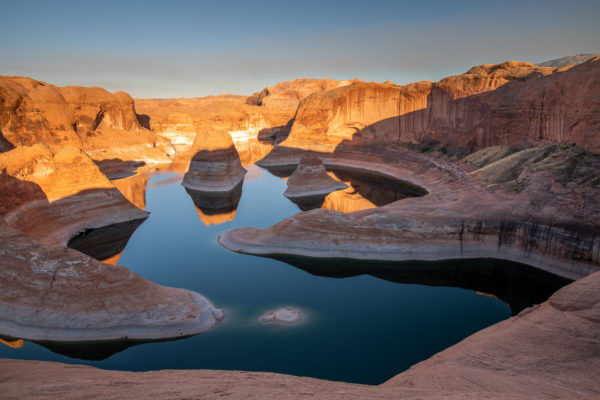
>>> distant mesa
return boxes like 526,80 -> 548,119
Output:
260,307 -> 304,324
537,53 -> 599,68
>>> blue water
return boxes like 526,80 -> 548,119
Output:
0,165 -> 514,384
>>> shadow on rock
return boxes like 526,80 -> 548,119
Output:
67,218 -> 148,262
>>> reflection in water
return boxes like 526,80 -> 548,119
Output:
273,256 -> 572,315
67,218 -> 148,261
112,172 -> 150,210
288,195 -> 326,211
101,250 -> 124,266
263,165 -> 428,213
0,337 -> 24,349
33,337 -> 187,361
325,168 -> 426,211
232,138 -> 274,167
184,182 -> 243,226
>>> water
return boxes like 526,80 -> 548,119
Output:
0,164 -> 570,384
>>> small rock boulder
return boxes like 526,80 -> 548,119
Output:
260,307 -> 304,324
284,155 -> 348,199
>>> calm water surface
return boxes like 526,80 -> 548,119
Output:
2,164 -> 563,384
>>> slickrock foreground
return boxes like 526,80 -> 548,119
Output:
384,269 -> 600,398
1,269 -> 598,399
0,221 -> 224,341
284,155 -> 348,199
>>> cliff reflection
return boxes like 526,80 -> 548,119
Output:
0,337 -> 24,349
264,166 -> 427,213
34,338 -> 186,361
273,256 -> 572,315
184,182 -> 243,226
232,138 -> 274,167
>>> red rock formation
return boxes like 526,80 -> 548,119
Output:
0,220 -> 224,342
222,145 -> 600,281
0,145 -> 224,342
282,59 -> 600,154
182,129 -> 246,192
284,155 -> 348,199
0,76 -> 174,162
0,144 -> 113,203
135,79 -> 348,146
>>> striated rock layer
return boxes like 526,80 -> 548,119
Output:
284,155 -> 348,199
224,145 -> 600,280
0,145 -> 223,341
0,220 -> 224,341
1,269 -> 599,398
281,58 -> 600,153
181,129 -> 246,192
135,79 -> 348,147
0,145 -> 148,247
0,76 -> 174,162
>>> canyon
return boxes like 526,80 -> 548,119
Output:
0,56 -> 599,399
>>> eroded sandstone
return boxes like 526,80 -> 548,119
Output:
223,145 -> 600,280
0,76 -> 174,162
135,79 -> 348,148
0,143 -> 223,342
284,155 -> 348,199
0,220 -> 224,341
181,129 -> 246,192
281,58 -> 600,153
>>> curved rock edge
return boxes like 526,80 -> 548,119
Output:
217,228 -> 595,281
180,169 -> 247,193
0,292 -> 225,342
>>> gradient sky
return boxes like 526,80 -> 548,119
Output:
1,0 -> 598,98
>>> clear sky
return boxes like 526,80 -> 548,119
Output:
1,0 -> 598,98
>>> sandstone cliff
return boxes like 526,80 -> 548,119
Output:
0,144 -> 113,203
281,58 -> 600,154
0,76 -> 174,162
135,79 -> 348,147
